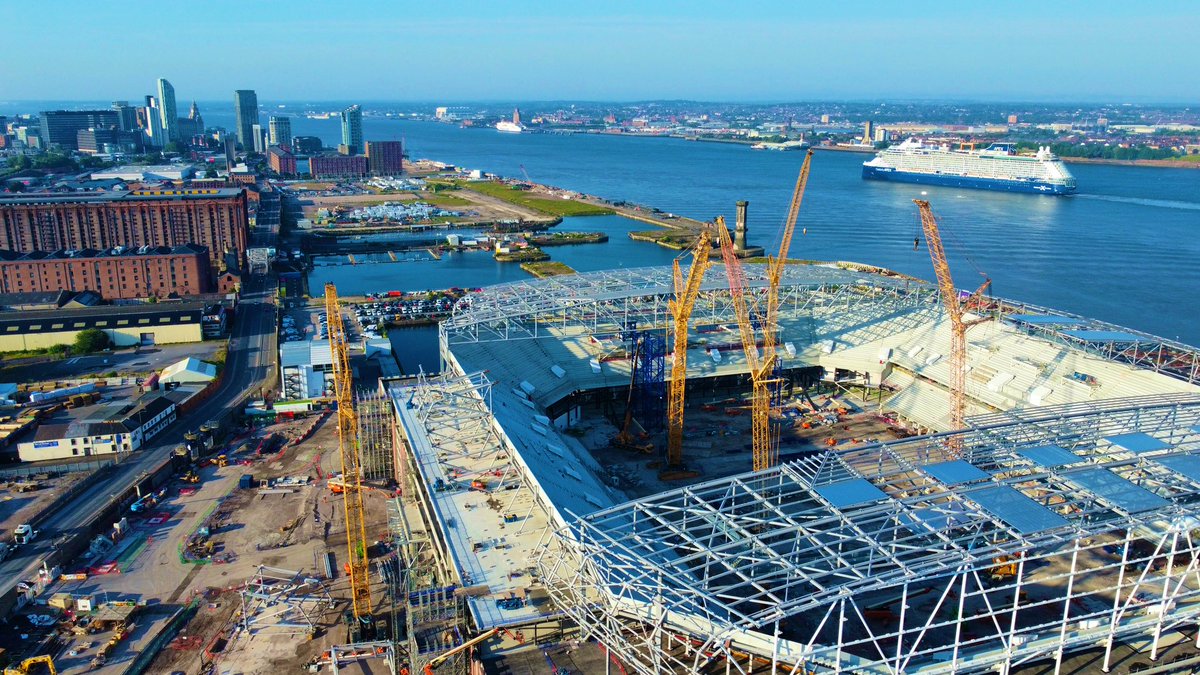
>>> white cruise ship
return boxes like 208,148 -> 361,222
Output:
496,107 -> 525,134
862,138 -> 1077,194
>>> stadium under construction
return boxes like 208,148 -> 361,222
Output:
385,262 -> 1200,674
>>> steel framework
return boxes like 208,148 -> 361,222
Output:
537,394 -> 1200,674
237,566 -> 334,636
439,265 -> 1200,387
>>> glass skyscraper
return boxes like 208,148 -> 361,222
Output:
233,89 -> 259,150
340,104 -> 363,155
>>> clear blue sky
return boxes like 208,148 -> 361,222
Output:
4,1 -> 1197,103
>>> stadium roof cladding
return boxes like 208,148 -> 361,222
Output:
416,264 -> 1200,673
537,394 -> 1200,672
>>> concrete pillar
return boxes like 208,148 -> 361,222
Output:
734,200 -> 749,252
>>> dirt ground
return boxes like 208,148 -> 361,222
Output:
6,410 -> 397,675
580,388 -> 909,500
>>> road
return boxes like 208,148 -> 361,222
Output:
0,273 -> 278,598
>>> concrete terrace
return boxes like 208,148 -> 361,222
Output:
389,372 -> 591,630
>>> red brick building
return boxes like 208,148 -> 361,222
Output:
365,140 -> 403,176
0,189 -> 248,268
309,154 -> 368,180
0,244 -> 214,299
267,146 -> 297,176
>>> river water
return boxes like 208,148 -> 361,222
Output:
294,117 -> 1198,345
13,103 -> 1196,344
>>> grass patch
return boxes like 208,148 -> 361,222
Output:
521,261 -> 576,278
458,180 -> 613,216
210,344 -> 228,374
0,344 -> 71,359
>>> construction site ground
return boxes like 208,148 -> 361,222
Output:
579,387 -> 907,500
0,472 -> 87,535
298,184 -> 552,225
8,411 -> 396,675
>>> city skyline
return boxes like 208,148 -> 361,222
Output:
3,2 -> 1197,104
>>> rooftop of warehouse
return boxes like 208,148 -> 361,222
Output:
0,244 -> 208,262
0,188 -> 244,205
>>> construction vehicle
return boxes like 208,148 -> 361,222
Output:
661,225 -> 713,480
4,655 -> 55,675
423,626 -> 524,673
216,454 -> 229,467
325,283 -> 373,624
913,199 -> 991,458
718,151 -> 814,471
181,470 -> 200,484
609,337 -> 654,454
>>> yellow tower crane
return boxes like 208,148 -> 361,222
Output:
324,283 -> 373,620
718,151 -> 814,472
913,200 -> 991,457
661,225 -> 713,479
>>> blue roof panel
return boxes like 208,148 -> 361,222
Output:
1155,455 -> 1200,484
1008,314 -> 1087,326
968,486 -> 1070,535
1069,468 -> 1168,513
814,478 -> 888,509
923,460 -> 990,485
1105,432 -> 1170,454
1018,444 -> 1081,468
1062,330 -> 1147,343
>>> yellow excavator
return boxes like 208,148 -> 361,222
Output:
4,655 -> 55,675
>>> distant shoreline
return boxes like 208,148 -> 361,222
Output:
1059,156 -> 1200,169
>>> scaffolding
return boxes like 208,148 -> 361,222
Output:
537,394 -> 1200,674
635,331 -> 666,434
357,390 -> 396,483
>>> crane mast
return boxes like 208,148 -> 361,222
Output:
763,150 -> 814,376
324,283 -> 373,619
718,152 -> 814,473
718,220 -> 775,471
913,200 -> 991,457
664,227 -> 712,473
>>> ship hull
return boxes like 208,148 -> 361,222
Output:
862,165 -> 1075,195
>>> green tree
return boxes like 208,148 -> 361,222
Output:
7,155 -> 31,170
73,328 -> 110,353
204,165 -> 218,178
32,153 -> 78,171
163,141 -> 186,155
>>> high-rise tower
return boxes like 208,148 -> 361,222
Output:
156,78 -> 179,142
340,105 -> 362,155
269,116 -> 292,149
233,90 -> 259,150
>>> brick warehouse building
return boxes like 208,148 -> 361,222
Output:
0,189 -> 248,269
0,244 -> 214,299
